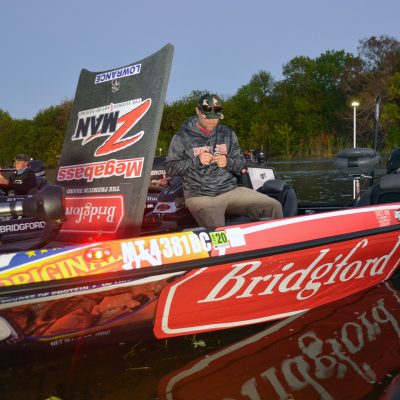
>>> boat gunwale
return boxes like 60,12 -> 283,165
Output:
1,223 -> 399,299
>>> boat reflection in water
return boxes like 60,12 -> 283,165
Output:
159,277 -> 400,400
2,276 -> 400,399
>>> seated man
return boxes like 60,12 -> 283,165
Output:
0,154 -> 37,195
165,93 -> 283,230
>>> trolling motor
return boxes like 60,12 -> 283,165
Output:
0,185 -> 65,223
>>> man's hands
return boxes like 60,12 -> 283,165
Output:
199,152 -> 214,166
199,152 -> 227,168
213,153 -> 227,168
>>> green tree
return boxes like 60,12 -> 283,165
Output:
274,50 -> 355,155
31,100 -> 72,166
3,34 -> 400,162
381,72 -> 400,150
229,71 -> 275,152
343,35 -> 400,148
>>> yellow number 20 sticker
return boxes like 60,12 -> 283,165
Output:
209,231 -> 229,248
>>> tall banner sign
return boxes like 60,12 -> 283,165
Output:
56,44 -> 174,241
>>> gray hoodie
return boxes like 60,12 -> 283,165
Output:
165,116 -> 245,198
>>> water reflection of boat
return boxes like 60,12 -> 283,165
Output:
0,44 -> 400,349
158,280 -> 400,400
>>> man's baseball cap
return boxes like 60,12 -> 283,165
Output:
14,154 -> 31,162
197,93 -> 224,119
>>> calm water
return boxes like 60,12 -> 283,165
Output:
1,160 -> 399,400
1,277 -> 400,399
269,158 -> 387,204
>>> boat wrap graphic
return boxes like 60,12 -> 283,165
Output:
0,204 -> 398,346
61,195 -> 125,233
153,204 -> 400,337
154,233 -> 400,337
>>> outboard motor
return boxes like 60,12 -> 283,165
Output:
0,185 -> 66,252
334,148 -> 380,172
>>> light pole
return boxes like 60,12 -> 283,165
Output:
351,101 -> 359,148
159,148 -> 162,156
351,101 -> 360,199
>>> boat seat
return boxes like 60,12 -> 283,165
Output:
355,174 -> 400,206
221,180 -> 297,226
29,160 -> 46,177
28,177 -> 51,195
257,179 -> 298,217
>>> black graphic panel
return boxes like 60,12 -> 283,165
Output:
56,44 -> 174,241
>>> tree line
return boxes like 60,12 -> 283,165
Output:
1,35 -> 400,168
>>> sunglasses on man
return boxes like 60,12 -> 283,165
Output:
199,103 -> 223,113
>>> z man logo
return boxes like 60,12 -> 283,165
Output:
72,99 -> 152,157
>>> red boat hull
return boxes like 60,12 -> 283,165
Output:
0,204 -> 399,347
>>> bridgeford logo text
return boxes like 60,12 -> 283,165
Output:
66,203 -> 116,225
0,221 -> 45,233
155,235 -> 400,337
62,196 -> 124,233
198,238 -> 399,303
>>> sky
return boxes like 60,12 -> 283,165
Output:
1,0 -> 400,120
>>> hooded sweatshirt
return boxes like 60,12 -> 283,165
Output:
8,167 -> 37,195
165,116 -> 245,198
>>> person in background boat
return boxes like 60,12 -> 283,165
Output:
386,147 -> 400,174
165,93 -> 283,229
243,149 -> 267,165
0,154 -> 37,195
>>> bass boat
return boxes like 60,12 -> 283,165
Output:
0,44 -> 399,348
